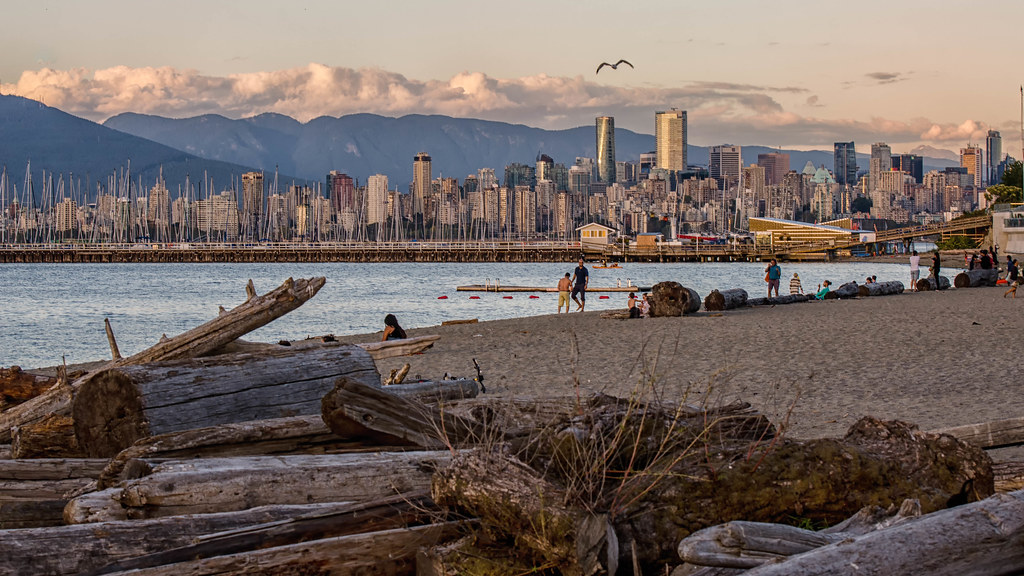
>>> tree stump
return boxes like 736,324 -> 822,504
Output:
650,281 -> 700,316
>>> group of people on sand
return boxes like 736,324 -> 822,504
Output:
766,259 -> 832,300
627,291 -> 650,318
557,258 -> 591,313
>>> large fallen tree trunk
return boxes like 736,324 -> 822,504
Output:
322,377 -> 488,448
740,490 -> 1024,576
916,274 -> 951,291
704,289 -> 748,311
11,414 -> 83,459
954,268 -> 1000,288
90,521 -> 464,576
212,333 -> 440,361
0,458 -> 108,528
67,451 -> 450,521
823,281 -> 859,299
0,366 -> 57,408
746,294 -> 812,306
72,344 -> 379,458
857,280 -> 904,297
0,277 -> 326,443
1,499 -> 386,576
649,281 -> 701,316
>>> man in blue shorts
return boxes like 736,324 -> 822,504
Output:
571,259 -> 589,312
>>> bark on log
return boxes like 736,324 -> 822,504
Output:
322,377 -> 488,449
0,276 -> 326,443
84,493 -> 435,575
995,462 -> 1024,493
916,275 -> 951,291
72,344 -> 379,458
433,450 -> 618,576
932,416 -> 1024,450
746,294 -> 812,306
0,366 -> 57,407
954,268 -> 1000,288
1,500 -> 373,576
0,499 -> 68,529
857,280 -> 905,297
704,289 -> 748,311
678,522 -> 844,569
823,281 -> 859,299
0,459 -> 107,527
64,486 -> 130,524
741,490 -> 1024,576
11,414 -> 83,459
89,521 -> 463,576
649,282 -> 701,316
68,452 -> 450,521
0,457 -> 108,480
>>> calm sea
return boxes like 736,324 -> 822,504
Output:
0,260 -> 924,368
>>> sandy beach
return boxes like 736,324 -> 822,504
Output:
340,284 -> 1024,459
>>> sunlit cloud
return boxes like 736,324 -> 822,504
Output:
1,64 -> 988,150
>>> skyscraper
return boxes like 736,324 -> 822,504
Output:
960,145 -> 983,188
241,171 -> 264,240
756,152 -> 790,186
833,142 -> 858,187
869,143 -> 891,190
326,171 -> 354,214
412,152 -> 432,216
986,130 -> 1002,186
709,145 -> 741,190
367,174 -> 388,227
595,116 -> 616,183
655,109 -> 687,172
892,154 -> 923,184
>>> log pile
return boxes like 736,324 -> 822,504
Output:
954,268 -> 1000,288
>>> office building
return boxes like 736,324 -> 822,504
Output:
710,145 -> 742,190
366,174 -> 388,226
869,143 -> 891,190
833,142 -> 858,187
595,116 -> 616,183
986,130 -> 1002,186
960,145 -> 983,188
655,109 -> 687,172
412,152 -> 432,216
892,154 -> 923,184
757,152 -> 790,186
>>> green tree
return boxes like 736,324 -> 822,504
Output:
936,235 -> 977,250
984,184 -> 1022,205
1001,160 -> 1022,187
850,196 -> 873,213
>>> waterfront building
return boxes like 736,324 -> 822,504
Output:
709,145 -> 741,191
366,174 -> 389,227
757,152 -> 790,186
514,185 -> 536,238
986,130 -> 1002,186
960,145 -> 983,189
194,191 -> 240,240
655,109 -> 687,172
833,142 -> 858,187
595,116 -> 616,183
412,153 -> 431,216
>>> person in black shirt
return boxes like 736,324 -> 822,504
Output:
570,259 -> 589,312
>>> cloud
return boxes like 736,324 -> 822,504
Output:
865,71 -> 908,85
0,64 -> 988,149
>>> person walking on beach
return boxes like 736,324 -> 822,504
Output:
556,273 -> 572,313
570,259 -> 589,312
1005,260 -> 1020,298
765,259 -> 781,297
789,273 -> 803,295
909,250 -> 921,291
931,252 -> 944,289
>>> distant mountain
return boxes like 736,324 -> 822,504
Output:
0,95 -> 296,202
910,145 -> 959,163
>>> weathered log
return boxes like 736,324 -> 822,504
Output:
0,458 -> 108,527
741,490 -> 1024,576
358,334 -> 441,360
67,452 -> 450,521
0,499 -> 68,529
954,268 -> 1000,288
84,493 -> 435,575
823,281 -> 859,299
932,415 -> 1024,450
916,275 -> 951,291
0,366 -> 57,407
0,276 -> 326,443
2,500 -> 377,576
212,333 -> 441,361
746,294 -> 812,306
704,288 -> 748,311
322,377 -> 488,448
649,281 -> 701,316
995,462 -> 1024,493
433,450 -> 618,576
64,486 -> 130,524
387,378 -> 480,403
11,414 -> 83,459
72,344 -> 379,458
857,280 -> 905,297
0,457 -> 108,480
90,521 -> 463,576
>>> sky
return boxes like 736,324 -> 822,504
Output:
2,0 -> 1023,156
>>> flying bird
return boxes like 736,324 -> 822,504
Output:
596,59 -> 634,74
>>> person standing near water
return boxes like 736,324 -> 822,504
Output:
909,250 -> 920,291
931,252 -> 943,289
571,259 -> 589,312
556,273 -> 572,313
765,259 -> 781,298
789,272 -> 803,295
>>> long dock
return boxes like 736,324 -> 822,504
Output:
456,284 -> 649,293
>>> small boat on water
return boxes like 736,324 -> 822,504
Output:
592,261 -> 621,269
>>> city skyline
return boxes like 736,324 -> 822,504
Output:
1,1 -> 1022,153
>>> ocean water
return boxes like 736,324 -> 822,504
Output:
0,260 -> 924,368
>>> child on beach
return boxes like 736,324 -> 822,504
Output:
789,273 -> 803,295
628,292 -> 640,318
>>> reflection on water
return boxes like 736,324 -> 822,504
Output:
0,260 -> 926,368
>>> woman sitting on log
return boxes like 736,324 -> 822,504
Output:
382,314 -> 407,341
815,280 -> 831,300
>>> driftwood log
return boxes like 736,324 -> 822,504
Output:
649,281 -> 701,316
0,366 -> 57,407
66,452 -> 449,522
746,294 -> 812,306
0,458 -> 108,528
857,280 -> 904,296
916,275 -> 951,291
212,333 -> 440,361
932,415 -> 1024,450
823,281 -> 859,299
704,289 -> 748,311
71,344 -> 379,458
738,490 -> 1024,576
954,268 -> 1000,288
11,414 -> 83,459
995,462 -> 1024,493
0,276 -> 326,443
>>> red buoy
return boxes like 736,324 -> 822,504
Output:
469,295 -> 480,299
529,295 -> 540,299
599,295 -> 610,299
502,296 -> 513,299
437,295 -> 448,299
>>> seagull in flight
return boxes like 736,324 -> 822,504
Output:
596,59 -> 634,74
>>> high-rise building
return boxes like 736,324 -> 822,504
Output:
869,143 -> 892,190
986,130 -> 1002,186
655,109 -> 687,172
241,172 -> 264,240
327,171 -> 355,214
412,152 -> 432,216
709,145 -> 741,190
833,142 -> 858,187
892,154 -> 923,184
960,145 -> 983,189
366,174 -> 388,227
595,116 -> 616,183
756,152 -> 790,186
536,154 -> 554,182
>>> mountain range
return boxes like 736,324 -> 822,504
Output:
0,94 -> 958,200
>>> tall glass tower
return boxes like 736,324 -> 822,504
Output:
833,142 -> 858,187
986,130 -> 1002,186
595,116 -> 616,183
